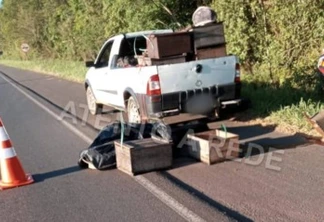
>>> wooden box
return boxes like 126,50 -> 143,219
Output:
193,22 -> 226,49
151,55 -> 187,65
196,44 -> 227,60
147,32 -> 193,59
186,129 -> 240,165
114,138 -> 172,176
136,56 -> 151,66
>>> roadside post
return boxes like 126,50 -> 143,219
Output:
20,43 -> 30,60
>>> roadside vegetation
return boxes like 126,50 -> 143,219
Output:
241,72 -> 324,135
0,59 -> 87,82
0,0 -> 324,136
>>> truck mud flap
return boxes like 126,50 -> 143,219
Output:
304,110 -> 324,138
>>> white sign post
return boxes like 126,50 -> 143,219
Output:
20,43 -> 30,60
21,43 -> 30,53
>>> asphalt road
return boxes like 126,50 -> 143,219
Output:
0,65 -> 233,222
0,65 -> 323,222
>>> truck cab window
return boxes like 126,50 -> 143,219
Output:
97,41 -> 113,68
115,37 -> 147,68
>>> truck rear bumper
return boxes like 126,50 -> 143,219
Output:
140,83 -> 242,119
221,99 -> 243,108
146,98 -> 247,119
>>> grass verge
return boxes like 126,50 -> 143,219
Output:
1,59 -> 323,137
239,73 -> 324,136
0,59 -> 87,83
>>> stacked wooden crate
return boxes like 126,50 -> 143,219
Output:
138,32 -> 193,66
192,22 -> 227,60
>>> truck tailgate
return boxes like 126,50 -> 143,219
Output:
157,55 -> 238,94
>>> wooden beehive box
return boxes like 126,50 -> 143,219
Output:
186,129 -> 240,165
193,22 -> 226,49
147,32 -> 193,59
196,44 -> 227,60
114,138 -> 172,176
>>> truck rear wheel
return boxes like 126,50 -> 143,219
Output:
127,96 -> 142,124
86,87 -> 103,115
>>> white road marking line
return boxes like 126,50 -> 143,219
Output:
0,73 -> 206,222
0,74 -> 93,144
135,176 -> 206,222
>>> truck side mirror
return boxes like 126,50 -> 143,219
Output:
85,61 -> 95,67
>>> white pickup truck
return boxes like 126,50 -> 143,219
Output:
84,29 -> 243,123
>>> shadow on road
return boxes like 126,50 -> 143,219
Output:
226,124 -> 308,157
224,124 -> 276,140
169,121 -> 309,167
159,171 -> 254,222
32,166 -> 83,182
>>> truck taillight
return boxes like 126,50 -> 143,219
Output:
147,74 -> 161,96
235,63 -> 240,83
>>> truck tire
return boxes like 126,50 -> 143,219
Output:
127,96 -> 142,124
86,87 -> 103,115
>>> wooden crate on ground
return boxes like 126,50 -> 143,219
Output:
186,129 -> 240,165
114,138 -> 172,176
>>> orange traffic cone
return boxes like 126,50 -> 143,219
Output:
0,118 -> 34,190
